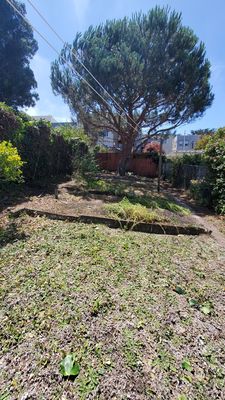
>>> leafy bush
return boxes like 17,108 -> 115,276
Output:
0,102 -> 22,141
194,134 -> 212,150
53,125 -> 90,144
73,149 -> 99,176
137,141 -> 166,163
189,180 -> 212,207
143,141 -> 161,153
168,153 -> 205,187
18,119 -> 54,180
0,103 -> 94,181
204,128 -> 225,214
0,141 -> 23,182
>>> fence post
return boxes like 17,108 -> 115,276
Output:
157,137 -> 163,193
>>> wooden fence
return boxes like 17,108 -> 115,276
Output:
96,153 -> 158,178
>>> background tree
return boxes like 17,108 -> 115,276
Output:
51,7 -> 213,175
191,129 -> 215,136
195,134 -> 212,150
0,0 -> 39,108
193,129 -> 215,150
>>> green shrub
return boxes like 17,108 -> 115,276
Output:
189,180 -> 212,207
194,134 -> 212,150
204,128 -> 225,214
0,141 -> 23,182
53,125 -> 90,144
73,149 -> 99,176
0,103 -> 95,182
0,102 -> 22,142
168,153 -> 205,187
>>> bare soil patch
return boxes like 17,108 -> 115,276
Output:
162,181 -> 225,246
7,174 -> 200,231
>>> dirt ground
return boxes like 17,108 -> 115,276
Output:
0,174 -> 224,243
162,182 -> 225,246
0,175 -> 207,227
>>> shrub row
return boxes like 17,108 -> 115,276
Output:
0,103 -> 93,182
165,131 -> 225,214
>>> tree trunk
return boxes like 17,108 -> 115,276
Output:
118,138 -> 134,176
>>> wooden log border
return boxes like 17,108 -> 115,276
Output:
11,208 -> 211,236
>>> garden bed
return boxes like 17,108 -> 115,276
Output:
8,174 -> 211,236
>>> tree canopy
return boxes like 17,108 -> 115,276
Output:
0,0 -> 39,108
51,6 -> 214,174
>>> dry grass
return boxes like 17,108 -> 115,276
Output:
0,215 -> 225,399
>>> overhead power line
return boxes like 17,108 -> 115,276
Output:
26,0 -> 140,131
5,0 -> 140,135
5,0 -> 114,118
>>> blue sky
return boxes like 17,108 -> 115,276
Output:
25,0 -> 225,132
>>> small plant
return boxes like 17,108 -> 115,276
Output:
78,367 -> 102,398
182,358 -> 193,372
123,329 -> 142,369
90,297 -> 112,316
189,298 -> 213,315
152,349 -> 176,372
60,354 -> 80,377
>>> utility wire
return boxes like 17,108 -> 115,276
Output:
5,0 -> 139,134
26,0 -> 140,131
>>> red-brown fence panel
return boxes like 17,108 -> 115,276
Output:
96,153 -> 158,178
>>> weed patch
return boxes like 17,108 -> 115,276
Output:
105,197 -> 164,223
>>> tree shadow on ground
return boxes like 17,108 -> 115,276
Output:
0,175 -> 70,214
0,222 -> 27,249
95,173 -> 158,191
65,185 -> 186,214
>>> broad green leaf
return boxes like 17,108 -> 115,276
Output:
60,354 -> 80,377
200,304 -> 212,315
182,359 -> 193,372
174,286 -> 186,295
189,299 -> 198,307
0,393 -> 10,400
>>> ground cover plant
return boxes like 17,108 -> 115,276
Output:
105,197 -> 164,223
0,215 -> 224,399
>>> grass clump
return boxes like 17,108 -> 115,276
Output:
87,177 -> 128,196
105,197 -> 163,223
127,194 -> 190,216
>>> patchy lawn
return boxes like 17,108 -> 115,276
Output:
0,215 -> 225,400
